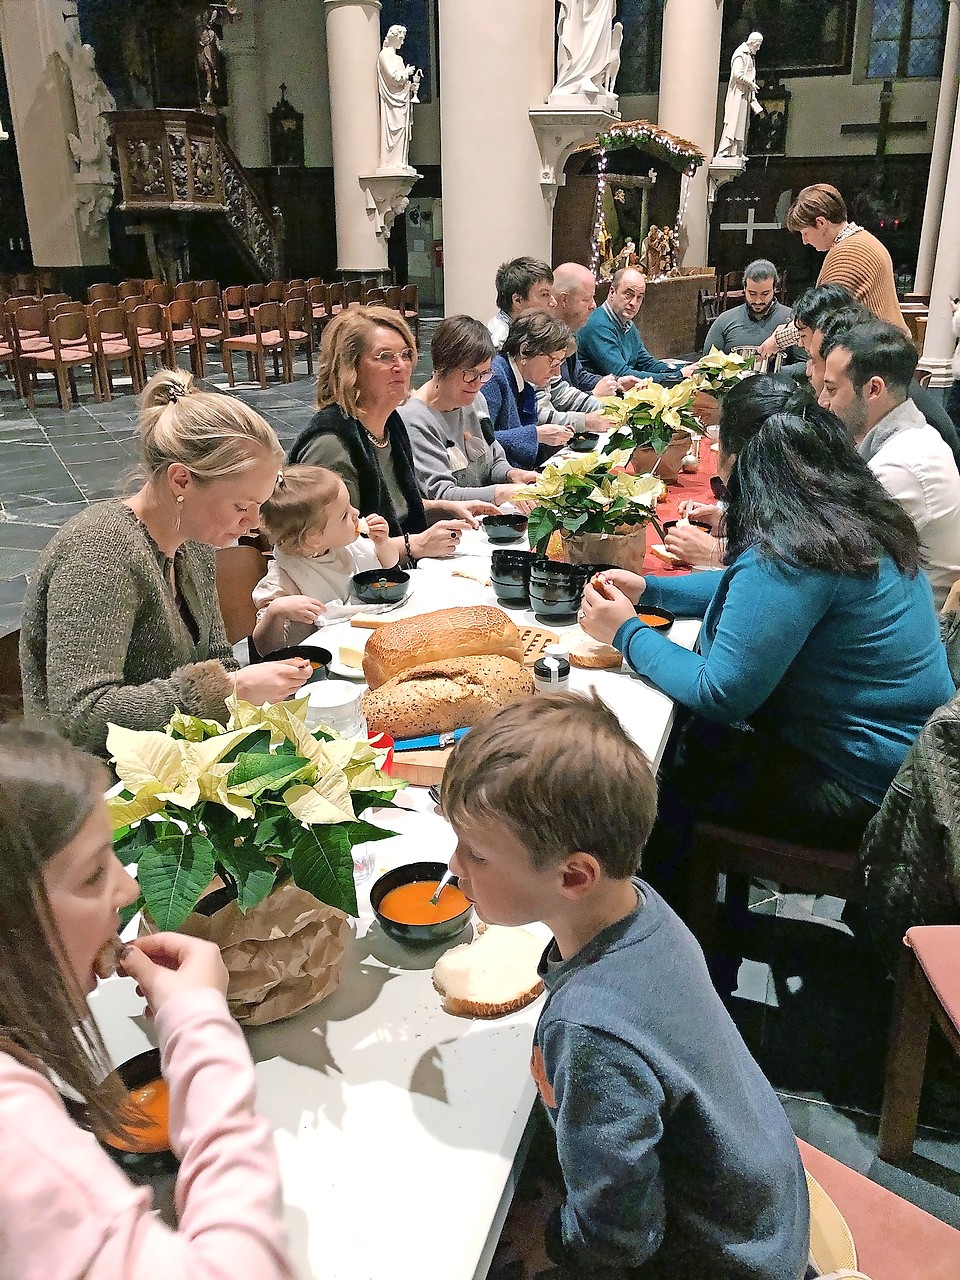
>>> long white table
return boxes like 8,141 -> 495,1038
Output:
88,526 -> 700,1280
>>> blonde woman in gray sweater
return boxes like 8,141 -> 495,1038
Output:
399,316 -> 538,508
20,369 -> 312,754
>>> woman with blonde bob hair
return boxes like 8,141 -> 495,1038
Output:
21,368 -> 313,754
289,305 -> 495,566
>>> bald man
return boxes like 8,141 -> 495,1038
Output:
578,268 -> 693,385
552,262 -> 640,397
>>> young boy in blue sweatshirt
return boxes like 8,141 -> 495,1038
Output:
442,693 -> 810,1280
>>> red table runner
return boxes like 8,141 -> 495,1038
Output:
641,437 -> 718,578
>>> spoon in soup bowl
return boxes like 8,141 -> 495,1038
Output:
429,868 -> 456,906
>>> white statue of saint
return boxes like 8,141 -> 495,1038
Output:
715,31 -> 764,161
552,0 -> 620,102
65,40 -> 116,177
377,25 -> 422,173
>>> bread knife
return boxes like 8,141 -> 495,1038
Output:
392,728 -> 472,752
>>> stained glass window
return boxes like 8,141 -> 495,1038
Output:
867,0 -> 948,78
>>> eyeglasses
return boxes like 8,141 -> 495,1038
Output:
461,367 -> 493,387
547,354 -> 566,370
371,348 -> 416,367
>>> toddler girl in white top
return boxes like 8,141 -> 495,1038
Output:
253,464 -> 403,653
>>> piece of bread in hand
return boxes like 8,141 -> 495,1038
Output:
433,923 -> 545,1018
93,937 -> 124,980
361,654 -> 533,738
567,628 -> 623,671
363,605 -> 523,689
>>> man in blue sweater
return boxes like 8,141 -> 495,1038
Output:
578,268 -> 695,386
443,694 -> 810,1280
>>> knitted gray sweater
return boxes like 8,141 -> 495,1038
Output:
20,500 -> 237,754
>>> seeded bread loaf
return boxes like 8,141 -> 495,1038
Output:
361,654 -> 534,738
362,606 -> 524,690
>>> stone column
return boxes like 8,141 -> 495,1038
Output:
657,0 -> 723,267
223,0 -> 269,169
919,67 -> 960,385
438,0 -> 554,319
324,0 -> 388,273
914,0 -> 960,295
0,0 -> 110,266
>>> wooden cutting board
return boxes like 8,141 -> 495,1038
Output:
389,746 -> 452,787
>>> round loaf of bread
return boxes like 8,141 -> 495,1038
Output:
433,924 -> 545,1018
362,605 -> 524,689
361,654 -> 534,738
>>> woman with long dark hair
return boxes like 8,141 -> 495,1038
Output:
581,402 -> 954,857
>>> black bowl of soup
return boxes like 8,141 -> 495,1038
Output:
97,1047 -> 178,1175
568,430 -> 601,453
635,604 -> 675,632
265,643 -> 331,683
370,861 -> 473,947
482,514 -> 529,544
491,548 -> 536,605
352,566 -> 410,605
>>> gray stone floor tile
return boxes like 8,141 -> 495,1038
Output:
0,548 -> 40,579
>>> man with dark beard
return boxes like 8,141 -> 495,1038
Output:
702,259 -> 802,360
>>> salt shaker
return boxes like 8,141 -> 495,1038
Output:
533,654 -> 571,693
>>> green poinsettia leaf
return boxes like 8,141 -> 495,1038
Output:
227,750 -> 312,797
344,819 -> 396,846
527,505 -> 556,554
351,787 -> 401,816
561,510 -> 591,533
137,828 -> 217,931
289,825 -> 359,917
119,893 -> 145,932
216,842 -> 279,913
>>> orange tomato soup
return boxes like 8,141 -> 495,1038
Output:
102,1077 -> 170,1154
379,880 -> 471,925
638,612 -> 670,629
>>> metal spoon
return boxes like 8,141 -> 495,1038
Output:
429,868 -> 455,906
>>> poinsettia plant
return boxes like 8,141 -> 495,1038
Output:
516,449 -> 666,555
598,378 -> 705,456
691,346 -> 755,397
107,695 -> 401,931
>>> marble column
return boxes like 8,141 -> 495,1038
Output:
438,0 -> 554,319
914,0 -> 960,295
324,0 -> 388,272
657,0 -> 723,267
919,65 -> 960,385
223,0 -> 269,168
0,0 -> 110,266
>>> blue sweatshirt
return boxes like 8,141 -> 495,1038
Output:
614,548 -> 955,804
577,303 -> 683,385
535,881 -> 809,1279
480,353 -> 540,469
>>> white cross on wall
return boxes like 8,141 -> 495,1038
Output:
719,206 -> 781,244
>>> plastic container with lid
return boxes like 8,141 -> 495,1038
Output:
533,654 -> 571,693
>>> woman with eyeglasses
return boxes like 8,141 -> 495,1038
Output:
289,306 -> 487,564
480,311 -> 576,469
399,315 -> 539,511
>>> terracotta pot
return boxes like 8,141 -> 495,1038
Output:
142,879 -> 349,1026
630,430 -> 691,484
561,525 -> 648,574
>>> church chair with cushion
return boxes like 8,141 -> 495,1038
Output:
401,283 -> 420,340
305,276 -> 326,291
0,312 -> 23,398
307,282 -> 330,341
281,297 -> 313,380
215,544 -> 268,647
222,284 -> 249,333
126,303 -> 174,387
245,282 -> 266,312
10,303 -> 54,368
40,293 -> 72,312
221,300 -> 285,388
286,278 -> 306,294
197,278 -> 220,299
166,299 -> 204,377
50,301 -> 86,324
89,304 -> 139,396
120,294 -> 148,316
344,279 -> 363,307
117,279 -> 145,300
799,1138 -> 960,1279
363,286 -> 386,305
384,284 -> 403,311
195,295 -> 229,363
174,281 -> 199,302
87,283 -> 119,307
326,281 -> 346,315
147,281 -> 174,306
20,309 -> 101,410
878,926 -> 960,1164
264,280 -> 287,304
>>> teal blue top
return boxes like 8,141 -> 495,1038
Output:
577,302 -> 683,385
613,548 -> 955,804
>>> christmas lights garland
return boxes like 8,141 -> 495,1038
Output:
596,120 -> 704,173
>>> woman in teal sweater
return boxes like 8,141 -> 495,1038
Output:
581,396 -> 954,859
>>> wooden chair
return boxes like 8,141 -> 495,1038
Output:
197,279 -> 221,299
0,629 -> 23,724
799,1138 -> 960,1279
174,281 -> 199,302
264,280 -> 287,304
88,304 -> 139,396
327,282 -> 346,316
221,300 -> 285,388
878,926 -> 960,1163
0,311 -> 23,397
305,276 -> 326,291
19,309 -> 101,409
167,299 -> 204,377
9,304 -> 54,371
147,281 -> 174,305
216,544 -> 268,646
246,282 -> 266,312
118,279 -> 145,300
697,288 -> 721,349
286,278 -> 306,294
401,283 -> 420,341
903,292 -> 931,306
88,283 -> 119,307
40,293 -> 72,312
281,297 -> 313,380
307,282 -> 330,336
384,284 -> 403,311
344,279 -> 363,307
126,303 -> 174,386
914,367 -> 933,388
364,286 -> 386,306
195,295 -> 229,364
222,284 -> 248,333
11,273 -> 37,297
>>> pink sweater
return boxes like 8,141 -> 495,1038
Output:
0,988 -> 295,1280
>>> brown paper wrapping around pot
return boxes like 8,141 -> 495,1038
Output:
141,881 -> 349,1026
692,390 -> 720,427
630,431 -> 690,484
562,525 -> 648,574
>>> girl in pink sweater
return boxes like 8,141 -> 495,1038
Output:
0,724 -> 295,1280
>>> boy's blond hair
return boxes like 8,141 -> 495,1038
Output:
259,464 -> 343,554
442,692 -> 657,875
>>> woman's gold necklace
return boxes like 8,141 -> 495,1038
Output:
360,422 -> 390,450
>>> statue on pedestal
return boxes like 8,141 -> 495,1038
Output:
197,4 -> 239,107
377,25 -> 421,174
552,0 -> 621,103
715,31 -> 764,160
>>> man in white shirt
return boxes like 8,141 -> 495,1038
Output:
819,318 -> 960,608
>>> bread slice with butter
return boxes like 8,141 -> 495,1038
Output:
433,923 -> 545,1018
338,637 -> 367,670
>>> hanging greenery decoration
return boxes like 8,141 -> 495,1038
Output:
596,119 -> 705,173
